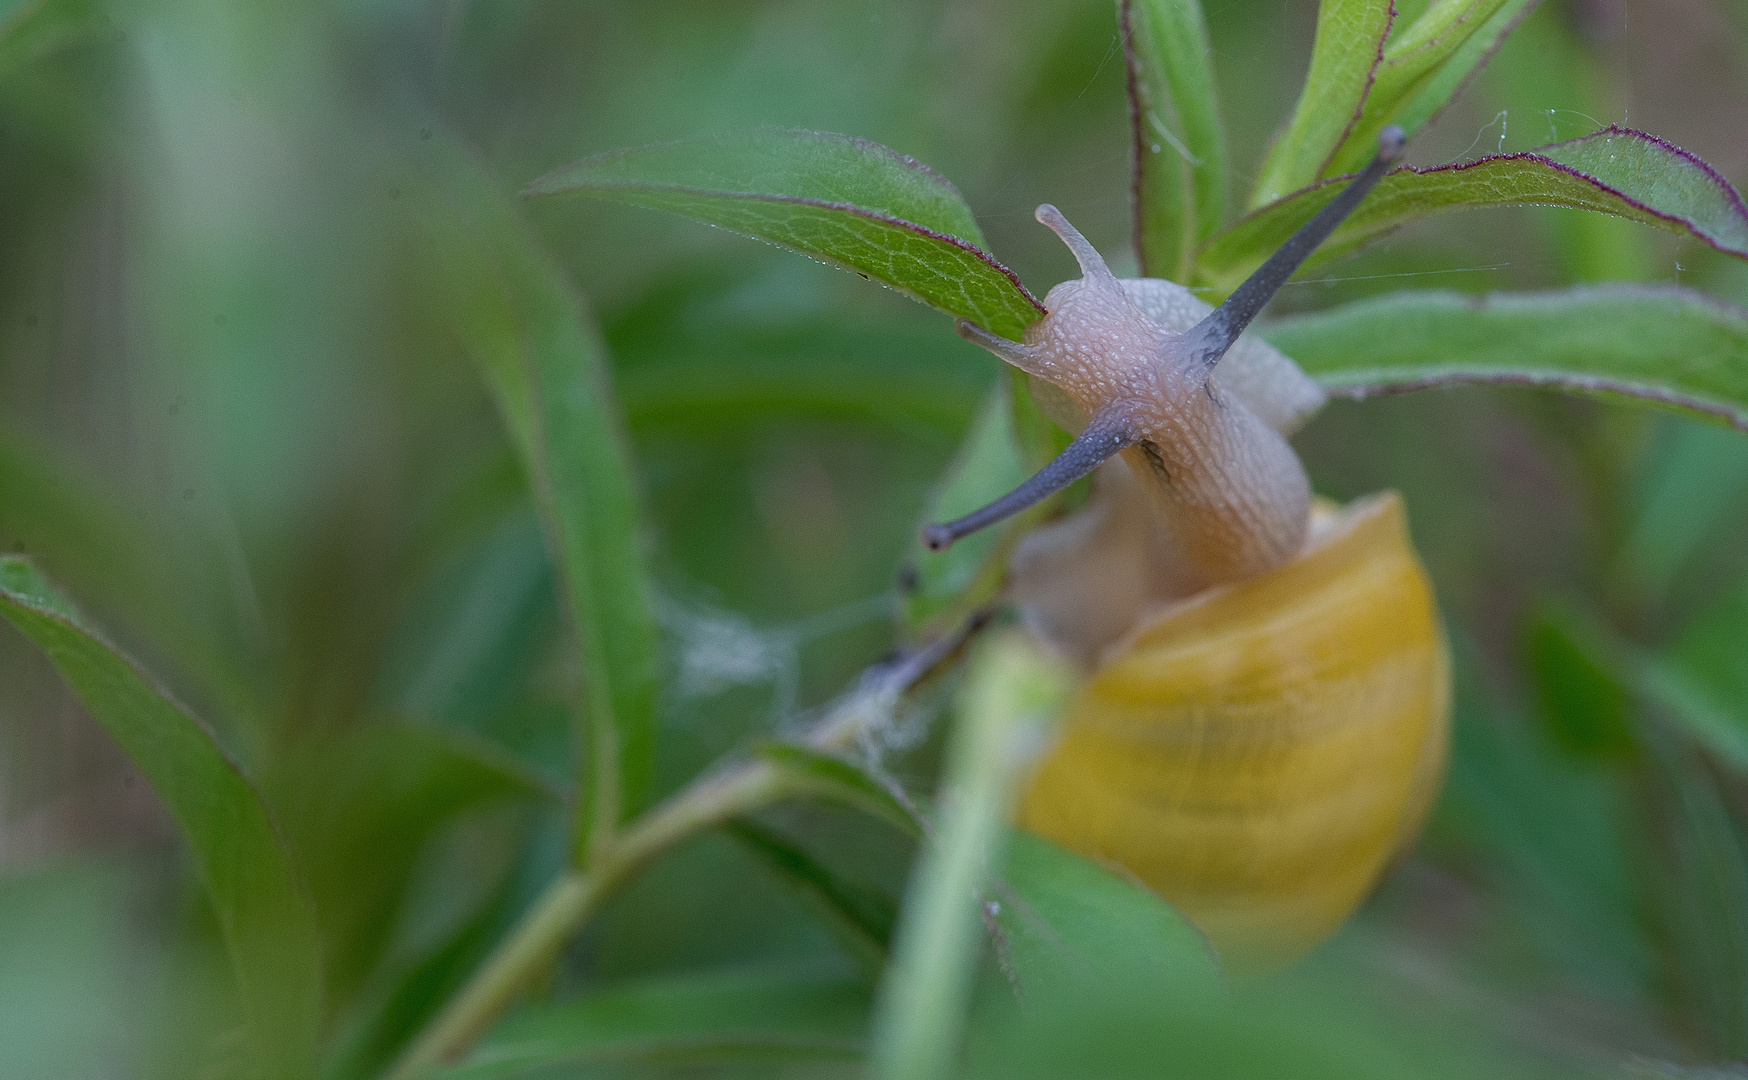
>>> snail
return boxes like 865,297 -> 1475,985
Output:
929,127 -> 1452,969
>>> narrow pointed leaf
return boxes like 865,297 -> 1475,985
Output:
266,723 -> 559,1016
1249,0 -> 1395,208
0,557 -> 321,1080
1325,0 -> 1541,176
1207,127 -> 1748,290
1123,0 -> 1228,279
1263,285 -> 1748,430
410,135 -> 659,852
525,129 -> 1044,340
727,819 -> 899,974
1640,581 -> 1748,772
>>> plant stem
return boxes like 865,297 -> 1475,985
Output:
386,620 -> 985,1077
386,760 -> 785,1078
867,632 -> 1073,1080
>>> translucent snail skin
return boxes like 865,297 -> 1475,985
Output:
932,127 -> 1454,969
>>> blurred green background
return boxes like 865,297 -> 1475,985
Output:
3,0 -> 1748,1077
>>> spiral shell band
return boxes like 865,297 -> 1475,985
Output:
1017,492 -> 1450,970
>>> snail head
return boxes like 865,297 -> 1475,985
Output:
926,126 -> 1406,556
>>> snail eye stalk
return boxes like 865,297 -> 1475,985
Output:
922,413 -> 1135,552
1186,125 -> 1406,369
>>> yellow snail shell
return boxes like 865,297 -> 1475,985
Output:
1016,492 -> 1450,969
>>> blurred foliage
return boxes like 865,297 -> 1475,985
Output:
0,0 -> 1747,1079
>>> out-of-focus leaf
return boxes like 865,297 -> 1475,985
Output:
1435,644 -> 1654,998
1642,735 -> 1748,1057
1640,581 -> 1748,772
1122,0 -> 1228,280
868,633 -> 1075,1080
411,132 -> 659,849
1263,285 -> 1748,431
429,970 -> 871,1079
964,833 -> 1577,1079
899,386 -> 1031,636
727,818 -> 899,975
265,723 -> 558,1018
0,557 -> 321,1080
1618,423 -> 1748,600
1525,602 -> 1635,758
380,512 -> 558,742
615,319 -> 997,438
0,0 -> 100,74
1325,0 -> 1541,176
992,831 -> 1219,997
0,862 -> 150,1080
524,129 -> 1045,341
756,742 -> 924,837
1249,0 -> 1395,207
0,429 -> 155,617
1211,128 -> 1748,289
0,430 -> 260,735
323,810 -> 562,1080
961,832 -> 1213,1079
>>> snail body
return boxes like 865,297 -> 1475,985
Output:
938,128 -> 1452,966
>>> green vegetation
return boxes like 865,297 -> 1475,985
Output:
2,0 -> 1747,1077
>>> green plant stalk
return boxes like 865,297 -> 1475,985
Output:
386,630 -> 972,1077
386,759 -> 788,1077
867,634 -> 1073,1080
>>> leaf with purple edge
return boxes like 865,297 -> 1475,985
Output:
1204,127 -> 1748,291
525,128 -> 1045,341
1123,0 -> 1228,281
1324,0 -> 1541,177
1249,0 -> 1396,208
1262,284 -> 1748,430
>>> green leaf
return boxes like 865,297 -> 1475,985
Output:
1325,0 -> 1540,177
1208,128 -> 1748,290
411,133 -> 660,851
323,810 -> 558,1080
0,557 -> 321,1080
429,970 -> 871,1079
959,832 -> 1220,1076
899,385 -> 1033,635
614,317 -> 996,438
0,0 -> 100,74
756,741 -> 924,837
0,863 -> 154,1078
1249,0 -> 1395,207
0,429 -> 262,737
1617,423 -> 1748,600
1641,735 -> 1748,1056
726,818 -> 899,975
1524,602 -> 1636,758
265,723 -> 558,1017
1640,581 -> 1748,772
992,831 -> 1220,996
524,129 -> 1045,341
1122,0 -> 1229,280
1262,285 -> 1748,430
